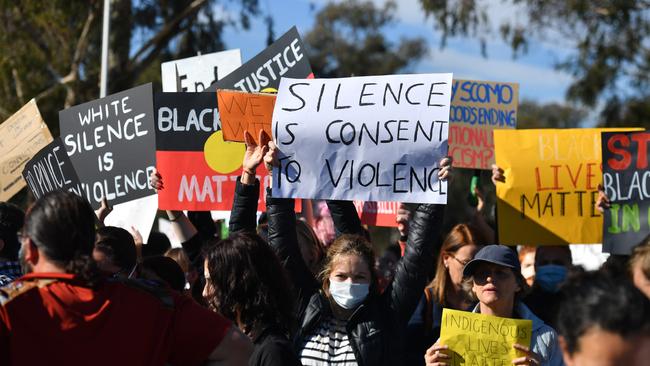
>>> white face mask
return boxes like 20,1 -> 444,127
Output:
329,280 -> 369,309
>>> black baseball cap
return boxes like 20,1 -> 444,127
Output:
463,245 -> 520,277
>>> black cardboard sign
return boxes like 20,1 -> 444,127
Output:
22,138 -> 83,200
58,84 -> 156,208
602,131 -> 650,254
206,26 -> 313,93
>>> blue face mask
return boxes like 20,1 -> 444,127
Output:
535,264 -> 567,293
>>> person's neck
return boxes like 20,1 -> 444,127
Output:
32,260 -> 66,274
479,300 -> 515,318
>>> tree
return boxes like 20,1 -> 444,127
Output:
517,99 -> 587,129
0,0 -> 264,135
418,0 -> 650,128
304,0 -> 427,78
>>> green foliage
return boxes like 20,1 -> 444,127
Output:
0,0 -> 262,132
419,0 -> 650,126
517,99 -> 587,129
305,0 -> 427,77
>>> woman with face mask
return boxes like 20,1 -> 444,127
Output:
424,245 -> 564,366
237,138 -> 450,366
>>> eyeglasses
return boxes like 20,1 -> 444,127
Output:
474,267 -> 514,284
450,254 -> 471,267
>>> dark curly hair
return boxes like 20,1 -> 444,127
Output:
203,232 -> 294,336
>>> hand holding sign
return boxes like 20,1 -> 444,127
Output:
424,342 -> 450,365
241,129 -> 271,185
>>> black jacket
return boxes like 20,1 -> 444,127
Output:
261,185 -> 445,366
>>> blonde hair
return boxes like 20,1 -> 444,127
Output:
319,234 -> 378,296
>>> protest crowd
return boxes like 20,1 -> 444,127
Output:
1,24 -> 650,366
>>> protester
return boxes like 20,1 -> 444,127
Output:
203,232 -> 301,366
519,246 -> 536,286
204,130 -> 301,366
376,243 -> 401,293
139,255 -> 187,292
406,223 -> 485,365
523,246 -> 572,329
556,270 -> 650,365
425,245 -> 564,366
93,226 -> 138,278
296,218 -> 326,277
0,203 -> 23,285
0,191 -> 252,365
245,134 -> 451,365
629,235 -> 650,298
165,247 -> 199,295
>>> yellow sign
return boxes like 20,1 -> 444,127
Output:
494,128 -> 640,245
439,308 -> 532,365
0,99 -> 53,201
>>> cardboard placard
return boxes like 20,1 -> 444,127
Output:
207,26 -> 313,93
439,308 -> 532,365
449,80 -> 518,170
602,131 -> 650,254
0,99 -> 53,201
217,90 -> 276,143
161,49 -> 242,92
22,138 -> 83,199
155,92 -> 295,212
494,128 -> 639,245
271,74 -> 453,204
58,83 -> 156,209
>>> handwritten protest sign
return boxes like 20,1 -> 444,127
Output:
207,26 -> 313,93
602,131 -> 650,254
22,138 -> 83,199
495,128 -> 639,245
272,74 -> 453,203
0,99 -> 53,201
217,90 -> 276,143
154,92 -> 295,212
161,49 -> 242,92
59,84 -> 156,209
439,308 -> 532,366
449,80 -> 518,170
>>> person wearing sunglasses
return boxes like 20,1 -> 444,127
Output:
406,224 -> 485,365
425,245 -> 564,366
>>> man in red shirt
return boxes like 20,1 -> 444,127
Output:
0,191 -> 252,366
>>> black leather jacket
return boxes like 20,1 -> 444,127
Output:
230,180 -> 445,366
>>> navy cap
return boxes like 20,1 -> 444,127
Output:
463,245 -> 520,277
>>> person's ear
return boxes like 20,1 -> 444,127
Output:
22,237 -> 39,265
0,238 -> 5,252
442,253 -> 450,269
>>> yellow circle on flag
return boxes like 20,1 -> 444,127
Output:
204,130 -> 246,174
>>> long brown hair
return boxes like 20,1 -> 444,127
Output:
428,224 -> 485,305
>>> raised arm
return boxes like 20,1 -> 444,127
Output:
264,141 -> 319,308
229,130 -> 270,233
325,199 -> 364,237
386,157 -> 451,325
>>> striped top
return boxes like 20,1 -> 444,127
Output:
299,316 -> 358,365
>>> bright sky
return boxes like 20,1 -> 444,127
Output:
220,0 -> 575,105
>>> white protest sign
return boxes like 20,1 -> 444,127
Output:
272,74 -> 453,204
161,49 -> 242,92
